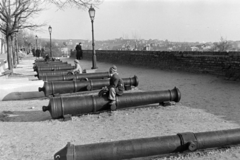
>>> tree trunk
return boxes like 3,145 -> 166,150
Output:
11,36 -> 16,68
0,38 -> 3,54
16,36 -> 19,64
6,36 -> 13,73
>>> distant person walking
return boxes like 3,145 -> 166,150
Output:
41,48 -> 45,58
75,42 -> 83,60
36,48 -> 41,59
32,48 -> 36,57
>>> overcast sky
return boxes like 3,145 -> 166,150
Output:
34,0 -> 240,42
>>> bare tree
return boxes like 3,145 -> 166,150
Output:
214,37 -> 230,52
0,0 -> 43,73
0,0 -> 102,73
47,0 -> 102,9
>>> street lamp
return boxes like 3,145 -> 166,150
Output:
89,5 -> 97,69
35,35 -> 38,49
48,26 -> 52,58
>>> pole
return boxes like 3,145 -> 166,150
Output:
36,38 -> 37,50
91,19 -> 97,69
50,33 -> 52,58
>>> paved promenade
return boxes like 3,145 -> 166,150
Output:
0,55 -> 240,160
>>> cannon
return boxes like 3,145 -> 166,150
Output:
34,61 -> 66,65
39,71 -> 111,81
33,62 -> 70,71
35,58 -> 60,62
39,75 -> 139,96
54,128 -> 240,160
34,62 -> 68,67
34,62 -> 70,67
35,70 -> 72,78
35,65 -> 75,72
42,87 -> 181,119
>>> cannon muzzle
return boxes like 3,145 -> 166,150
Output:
43,87 -> 181,119
42,106 -> 49,112
38,87 -> 44,92
54,128 -> 240,160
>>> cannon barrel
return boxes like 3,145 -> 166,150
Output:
35,70 -> 71,78
34,62 -> 68,67
39,71 -> 111,81
34,62 -> 68,66
35,58 -> 60,62
33,62 -> 70,71
34,59 -> 64,63
39,75 -> 139,96
34,61 -> 67,66
54,128 -> 240,160
34,62 -> 70,67
42,87 -> 181,119
33,64 -> 71,72
36,65 -> 75,72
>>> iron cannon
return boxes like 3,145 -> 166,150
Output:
54,128 -> 240,160
39,75 -> 139,96
39,72 -> 111,81
35,65 -> 75,72
35,58 -> 60,62
34,62 -> 69,68
33,62 -> 70,71
34,61 -> 67,65
35,70 -> 71,78
34,62 -> 70,66
42,87 -> 181,119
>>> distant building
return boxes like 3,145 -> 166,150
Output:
143,44 -> 150,51
191,46 -> 200,51
202,45 -> 213,51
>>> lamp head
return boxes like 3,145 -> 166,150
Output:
48,26 -> 52,34
88,5 -> 95,21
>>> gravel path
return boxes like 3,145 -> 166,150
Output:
0,56 -> 240,160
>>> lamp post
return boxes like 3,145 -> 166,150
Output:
89,5 -> 97,69
35,35 -> 38,49
48,26 -> 52,58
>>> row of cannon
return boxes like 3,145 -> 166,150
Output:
34,59 -> 181,120
34,59 -> 239,160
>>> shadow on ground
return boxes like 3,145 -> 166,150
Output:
2,91 -> 46,101
0,110 -> 51,122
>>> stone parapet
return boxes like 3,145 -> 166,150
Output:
71,50 -> 240,80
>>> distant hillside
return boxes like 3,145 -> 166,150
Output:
50,38 -> 240,52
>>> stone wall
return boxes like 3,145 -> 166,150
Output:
71,50 -> 240,80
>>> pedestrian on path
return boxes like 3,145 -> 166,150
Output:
75,42 -> 83,60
